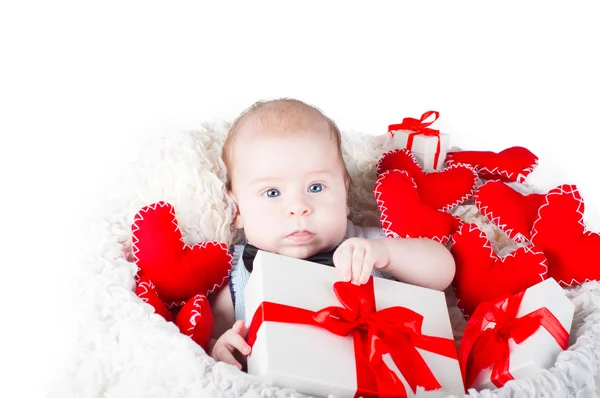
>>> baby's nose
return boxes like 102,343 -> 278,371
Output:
289,208 -> 310,216
288,200 -> 312,216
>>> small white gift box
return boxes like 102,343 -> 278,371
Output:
460,278 -> 574,391
387,111 -> 450,172
244,251 -> 465,398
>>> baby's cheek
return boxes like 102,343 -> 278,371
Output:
243,206 -> 281,245
323,207 -> 349,243
244,200 -> 274,224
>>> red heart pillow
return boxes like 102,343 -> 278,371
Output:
132,201 -> 232,303
377,149 -> 478,211
531,185 -> 600,286
136,276 -> 173,322
450,223 -> 548,317
446,146 -> 538,183
374,170 -> 461,243
135,277 -> 214,350
175,293 -> 214,351
474,180 -> 546,242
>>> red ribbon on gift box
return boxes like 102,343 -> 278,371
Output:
458,290 -> 570,389
246,278 -> 459,398
388,110 -> 443,169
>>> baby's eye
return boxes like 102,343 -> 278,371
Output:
308,183 -> 324,193
264,189 -> 280,198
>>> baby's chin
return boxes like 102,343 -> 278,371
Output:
276,243 -> 332,260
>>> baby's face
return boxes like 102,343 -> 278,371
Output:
229,125 -> 349,259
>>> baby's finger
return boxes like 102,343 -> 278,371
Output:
225,330 -> 252,356
351,245 -> 366,285
359,250 -> 374,284
214,345 -> 242,369
334,244 -> 352,282
232,320 -> 246,336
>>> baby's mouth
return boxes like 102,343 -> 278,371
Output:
286,230 -> 316,243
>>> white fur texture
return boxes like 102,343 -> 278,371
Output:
51,123 -> 600,398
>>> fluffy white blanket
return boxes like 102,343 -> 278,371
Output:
52,122 -> 600,398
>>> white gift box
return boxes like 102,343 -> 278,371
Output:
389,130 -> 450,172
465,278 -> 574,391
244,251 -> 465,398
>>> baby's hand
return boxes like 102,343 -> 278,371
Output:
333,238 -> 390,285
210,320 -> 251,370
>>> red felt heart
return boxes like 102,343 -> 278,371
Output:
531,185 -> 600,287
136,276 -> 173,322
377,149 -> 478,211
450,223 -> 548,317
132,201 -> 232,303
446,146 -> 538,183
474,180 -> 546,243
374,170 -> 461,243
175,293 -> 214,351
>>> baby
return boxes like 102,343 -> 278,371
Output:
208,98 -> 455,369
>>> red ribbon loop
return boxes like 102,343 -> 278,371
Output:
246,278 -> 458,398
388,110 -> 440,137
387,111 -> 442,169
459,291 -> 570,389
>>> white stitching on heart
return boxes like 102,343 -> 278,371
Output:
136,279 -> 154,303
446,152 -> 538,183
187,295 -> 207,334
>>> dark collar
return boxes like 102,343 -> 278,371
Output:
242,243 -> 337,272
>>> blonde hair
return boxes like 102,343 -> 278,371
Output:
222,98 -> 351,191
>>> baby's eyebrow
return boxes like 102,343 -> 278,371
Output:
249,170 -> 337,186
310,170 -> 337,176
249,177 -> 279,186
306,170 -> 340,180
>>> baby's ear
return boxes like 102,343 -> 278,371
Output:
227,191 -> 244,229
346,202 -> 350,217
234,212 -> 244,229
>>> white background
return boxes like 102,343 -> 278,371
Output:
1,1 -> 599,397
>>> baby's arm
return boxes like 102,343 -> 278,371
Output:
334,236 -> 455,291
208,286 -> 251,370
378,238 -> 455,291
210,285 -> 235,340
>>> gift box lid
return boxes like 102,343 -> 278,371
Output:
390,129 -> 450,154
245,250 -> 454,335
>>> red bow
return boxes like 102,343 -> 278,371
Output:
388,111 -> 442,169
459,291 -> 570,389
246,278 -> 458,398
